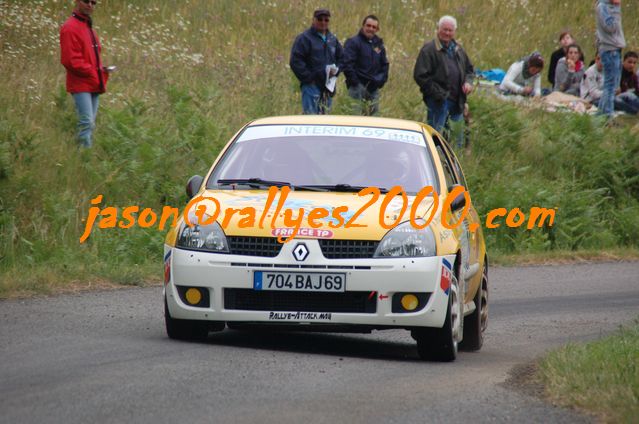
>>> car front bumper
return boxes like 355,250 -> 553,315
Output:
164,240 -> 455,329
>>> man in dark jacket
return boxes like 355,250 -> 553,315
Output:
615,50 -> 639,114
343,15 -> 389,116
413,15 -> 474,146
60,0 -> 112,148
290,9 -> 343,114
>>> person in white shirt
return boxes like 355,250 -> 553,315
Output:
499,53 -> 544,97
580,55 -> 604,104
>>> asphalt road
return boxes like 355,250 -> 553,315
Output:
1,262 -> 638,424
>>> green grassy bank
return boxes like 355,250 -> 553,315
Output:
1,0 -> 638,297
539,319 -> 639,423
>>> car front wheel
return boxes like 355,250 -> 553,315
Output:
412,272 -> 461,362
164,298 -> 221,341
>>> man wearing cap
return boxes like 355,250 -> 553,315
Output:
343,15 -> 389,116
413,15 -> 474,147
60,0 -> 113,148
290,9 -> 343,114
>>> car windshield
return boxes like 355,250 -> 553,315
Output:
206,124 -> 439,194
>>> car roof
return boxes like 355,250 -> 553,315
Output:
248,115 -> 429,133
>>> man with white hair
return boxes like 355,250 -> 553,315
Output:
414,15 -> 474,147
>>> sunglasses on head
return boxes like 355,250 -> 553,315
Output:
81,0 -> 97,5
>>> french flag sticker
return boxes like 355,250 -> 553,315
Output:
440,260 -> 452,295
164,250 -> 171,285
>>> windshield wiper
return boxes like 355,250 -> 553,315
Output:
303,184 -> 389,193
217,178 -> 329,192
218,178 -> 291,188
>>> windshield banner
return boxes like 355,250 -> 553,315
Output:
237,125 -> 426,146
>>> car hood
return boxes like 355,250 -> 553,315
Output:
188,189 -> 435,241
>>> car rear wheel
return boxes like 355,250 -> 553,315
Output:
413,273 -> 461,362
164,298 -> 221,341
459,264 -> 488,351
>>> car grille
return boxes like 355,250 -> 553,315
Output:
227,236 -> 282,257
318,239 -> 379,259
224,289 -> 377,313
224,237 -> 379,259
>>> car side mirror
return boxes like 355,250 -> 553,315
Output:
448,184 -> 467,212
186,175 -> 204,199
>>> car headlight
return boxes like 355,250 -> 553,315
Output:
374,220 -> 437,258
176,218 -> 229,253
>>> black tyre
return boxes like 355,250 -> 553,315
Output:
459,264 -> 488,351
164,298 -> 214,341
412,273 -> 461,362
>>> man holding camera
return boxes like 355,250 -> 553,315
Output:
290,9 -> 343,114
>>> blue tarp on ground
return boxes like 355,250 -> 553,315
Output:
476,68 -> 506,84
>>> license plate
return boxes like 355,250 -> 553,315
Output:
253,271 -> 346,292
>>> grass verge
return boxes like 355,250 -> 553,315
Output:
538,319 -> 639,423
491,247 -> 639,266
0,262 -> 160,299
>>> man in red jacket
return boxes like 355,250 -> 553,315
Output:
60,0 -> 111,148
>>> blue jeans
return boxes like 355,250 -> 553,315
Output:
614,91 -> 639,115
72,92 -> 100,148
426,98 -> 464,147
348,84 -> 380,116
598,50 -> 622,117
301,84 -> 332,114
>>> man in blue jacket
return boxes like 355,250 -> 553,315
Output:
290,9 -> 343,114
343,15 -> 390,116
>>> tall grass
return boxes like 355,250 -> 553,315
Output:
0,0 -> 638,295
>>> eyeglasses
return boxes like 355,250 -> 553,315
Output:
316,17 -> 330,22
81,0 -> 97,5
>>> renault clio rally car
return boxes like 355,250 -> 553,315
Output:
163,115 -> 488,361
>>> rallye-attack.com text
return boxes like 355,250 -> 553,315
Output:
80,185 -> 556,244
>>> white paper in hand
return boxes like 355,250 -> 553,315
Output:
325,64 -> 338,93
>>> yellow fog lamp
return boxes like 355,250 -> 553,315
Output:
185,288 -> 202,305
400,294 -> 419,311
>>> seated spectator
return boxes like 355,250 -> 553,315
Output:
580,54 -> 603,105
548,31 -> 586,87
615,51 -> 639,114
553,44 -> 585,96
499,52 -> 544,97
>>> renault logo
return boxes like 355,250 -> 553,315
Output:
292,243 -> 309,261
